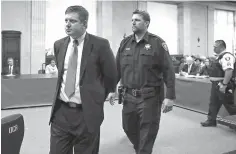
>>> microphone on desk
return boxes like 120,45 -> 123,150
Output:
42,63 -> 46,74
38,63 -> 46,74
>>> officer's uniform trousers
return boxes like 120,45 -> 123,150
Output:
208,81 -> 236,120
122,87 -> 162,154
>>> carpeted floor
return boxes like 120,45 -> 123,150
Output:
1,101 -> 236,154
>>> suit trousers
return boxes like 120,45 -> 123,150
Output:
208,82 -> 236,121
122,90 -> 162,154
50,100 -> 100,154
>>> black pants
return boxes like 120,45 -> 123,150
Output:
122,91 -> 162,154
50,100 -> 100,154
208,82 -> 236,121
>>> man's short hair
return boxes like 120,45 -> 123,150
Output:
7,57 -> 14,61
51,58 -> 56,62
133,9 -> 150,22
186,56 -> 193,61
215,40 -> 226,49
65,5 -> 89,27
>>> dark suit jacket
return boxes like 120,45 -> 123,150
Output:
49,33 -> 117,133
2,65 -> 20,75
199,65 -> 210,76
181,63 -> 199,75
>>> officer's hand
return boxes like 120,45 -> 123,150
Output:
162,98 -> 174,113
107,92 -> 116,105
218,82 -> 227,93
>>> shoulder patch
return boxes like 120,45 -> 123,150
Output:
162,42 -> 169,51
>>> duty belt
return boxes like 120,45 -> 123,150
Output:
126,87 -> 156,97
127,88 -> 142,97
209,77 -> 224,82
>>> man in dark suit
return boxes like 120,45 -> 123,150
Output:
2,57 -> 20,76
49,5 -> 117,154
180,56 -> 199,75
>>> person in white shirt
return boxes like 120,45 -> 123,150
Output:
45,59 -> 58,75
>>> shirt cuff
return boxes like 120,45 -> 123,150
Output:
165,87 -> 176,100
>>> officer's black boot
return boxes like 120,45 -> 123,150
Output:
201,119 -> 217,127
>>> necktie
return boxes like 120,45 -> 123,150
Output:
9,66 -> 12,74
65,40 -> 79,98
188,64 -> 191,73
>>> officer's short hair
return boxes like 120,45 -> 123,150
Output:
133,9 -> 150,27
215,40 -> 226,49
65,5 -> 89,28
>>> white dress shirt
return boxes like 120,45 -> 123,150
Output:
59,32 -> 86,104
9,65 -> 13,75
187,64 -> 193,74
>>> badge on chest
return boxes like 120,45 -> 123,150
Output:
144,44 -> 151,51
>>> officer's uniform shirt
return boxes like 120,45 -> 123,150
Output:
116,32 -> 175,99
217,51 -> 235,71
209,50 -> 235,78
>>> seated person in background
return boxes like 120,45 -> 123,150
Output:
194,57 -> 201,67
2,57 -> 20,76
178,56 -> 186,73
180,56 -> 200,76
45,59 -> 58,75
199,56 -> 207,68
197,58 -> 211,76
194,57 -> 202,73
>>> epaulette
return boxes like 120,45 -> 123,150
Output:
120,34 -> 132,46
122,34 -> 132,41
118,34 -> 133,54
218,52 -> 234,60
148,33 -> 165,43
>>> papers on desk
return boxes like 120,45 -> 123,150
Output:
5,74 -> 15,77
185,75 -> 195,78
175,73 -> 180,77
175,73 -> 208,79
184,75 -> 209,79
195,75 -> 209,79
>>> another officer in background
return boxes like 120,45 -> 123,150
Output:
108,9 -> 176,154
201,40 -> 236,127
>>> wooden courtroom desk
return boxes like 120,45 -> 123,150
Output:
1,74 -> 57,109
175,75 -> 230,117
1,73 -> 231,118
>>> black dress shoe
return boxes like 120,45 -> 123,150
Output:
201,120 -> 217,127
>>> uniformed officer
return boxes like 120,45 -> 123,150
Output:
108,9 -> 176,154
201,40 -> 236,127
